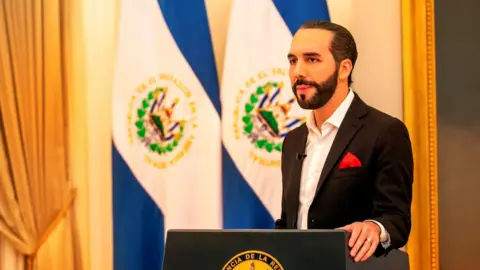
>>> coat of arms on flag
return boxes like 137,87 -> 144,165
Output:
128,74 -> 198,169
233,68 -> 306,167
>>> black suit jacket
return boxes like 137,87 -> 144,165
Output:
275,92 -> 414,253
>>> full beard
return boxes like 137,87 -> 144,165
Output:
293,68 -> 339,110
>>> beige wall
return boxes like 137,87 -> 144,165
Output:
76,1 -> 403,269
71,0 -> 118,269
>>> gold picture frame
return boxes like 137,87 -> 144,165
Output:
401,0 -> 439,270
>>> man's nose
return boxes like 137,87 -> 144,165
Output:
293,62 -> 306,78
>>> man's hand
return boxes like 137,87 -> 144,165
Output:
338,221 -> 381,262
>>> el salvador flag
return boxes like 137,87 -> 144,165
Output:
111,0 -> 222,269
221,0 -> 330,229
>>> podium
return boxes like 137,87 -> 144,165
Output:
162,229 -> 409,270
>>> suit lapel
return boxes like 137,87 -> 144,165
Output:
286,124 -> 308,227
314,94 -> 368,197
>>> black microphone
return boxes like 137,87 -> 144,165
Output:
296,152 -> 307,161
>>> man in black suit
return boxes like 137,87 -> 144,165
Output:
275,20 -> 414,262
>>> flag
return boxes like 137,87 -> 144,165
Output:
221,0 -> 331,229
111,0 -> 222,269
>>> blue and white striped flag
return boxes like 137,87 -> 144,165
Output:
221,0 -> 331,229
112,0 -> 222,269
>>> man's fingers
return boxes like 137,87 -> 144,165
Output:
337,224 -> 352,231
348,223 -> 363,248
360,238 -> 378,262
349,224 -> 367,254
348,224 -> 362,248
354,238 -> 373,262
357,230 -> 380,262
343,222 -> 381,262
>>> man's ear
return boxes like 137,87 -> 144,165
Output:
338,59 -> 352,82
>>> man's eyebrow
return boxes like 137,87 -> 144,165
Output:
303,52 -> 321,57
287,52 -> 321,58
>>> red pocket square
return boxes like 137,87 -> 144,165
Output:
339,152 -> 362,169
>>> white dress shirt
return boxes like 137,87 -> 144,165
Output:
296,89 -> 390,248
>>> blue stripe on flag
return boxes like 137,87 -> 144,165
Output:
158,0 -> 272,229
158,0 -> 221,113
273,0 -> 330,34
112,143 -> 165,270
222,147 -> 275,229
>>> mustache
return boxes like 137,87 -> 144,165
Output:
293,79 -> 318,89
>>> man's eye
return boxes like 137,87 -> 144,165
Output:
289,59 -> 297,64
308,58 -> 319,63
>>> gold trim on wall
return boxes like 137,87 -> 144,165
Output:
401,0 -> 439,270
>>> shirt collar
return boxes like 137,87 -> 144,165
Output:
305,88 -> 355,132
